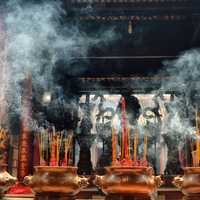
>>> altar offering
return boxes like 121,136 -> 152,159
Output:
95,97 -> 162,196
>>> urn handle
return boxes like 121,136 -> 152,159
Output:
94,175 -> 105,189
77,176 -> 89,188
0,171 -> 17,193
154,175 -> 164,188
0,171 -> 17,184
173,175 -> 183,189
23,175 -> 33,186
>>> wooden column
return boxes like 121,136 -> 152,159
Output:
18,75 -> 32,181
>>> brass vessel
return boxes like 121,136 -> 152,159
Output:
173,167 -> 200,196
95,166 -> 162,195
24,166 -> 89,196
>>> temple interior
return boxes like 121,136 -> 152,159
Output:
0,0 -> 200,200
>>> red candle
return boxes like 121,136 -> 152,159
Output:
112,128 -> 117,165
121,97 -> 127,160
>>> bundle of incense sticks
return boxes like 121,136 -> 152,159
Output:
112,97 -> 148,167
0,128 -> 8,141
133,128 -> 139,162
38,129 -> 73,166
63,133 -> 73,166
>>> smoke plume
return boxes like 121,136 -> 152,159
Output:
0,0 -> 117,131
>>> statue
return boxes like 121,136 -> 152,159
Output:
94,95 -> 115,173
76,94 -> 95,175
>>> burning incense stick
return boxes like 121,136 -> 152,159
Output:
57,134 -> 60,165
50,135 -> 57,166
127,126 -> 131,160
64,133 -> 73,166
39,132 -> 43,164
37,129 -> 71,166
112,127 -> 117,165
46,131 -> 49,163
121,97 -> 127,160
134,128 -> 139,162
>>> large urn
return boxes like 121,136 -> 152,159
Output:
24,166 -> 89,197
95,166 -> 162,196
173,167 -> 200,196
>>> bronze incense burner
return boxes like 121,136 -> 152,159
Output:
24,166 -> 89,196
95,166 -> 162,196
173,167 -> 200,196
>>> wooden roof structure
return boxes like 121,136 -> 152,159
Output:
61,0 -> 200,92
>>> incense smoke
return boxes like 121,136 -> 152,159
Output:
1,0 -> 118,132
160,49 -> 200,139
2,0 -> 198,173
119,50 -> 200,174
152,49 -> 200,173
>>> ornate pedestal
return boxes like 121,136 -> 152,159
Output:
105,194 -> 151,200
183,194 -> 200,200
35,193 -> 76,200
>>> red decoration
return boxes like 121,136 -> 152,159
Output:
118,96 -> 149,167
7,182 -> 33,194
61,158 -> 67,166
